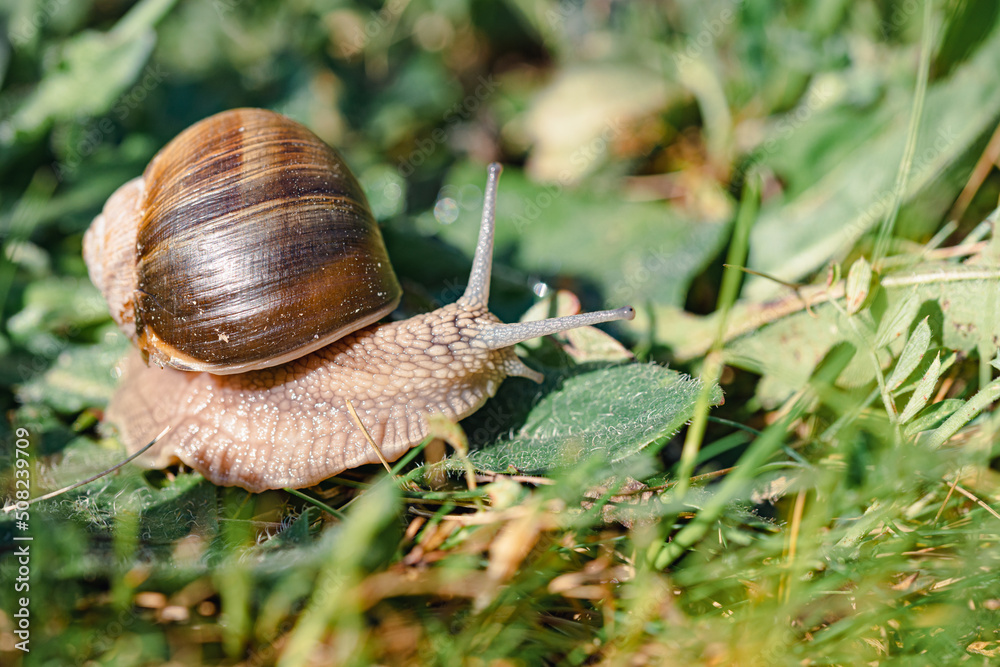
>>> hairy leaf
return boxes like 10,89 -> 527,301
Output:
471,364 -> 721,473
887,316 -> 931,391
899,352 -> 941,424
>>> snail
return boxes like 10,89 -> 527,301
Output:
84,108 -> 634,493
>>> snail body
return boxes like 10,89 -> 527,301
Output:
85,108 -> 634,492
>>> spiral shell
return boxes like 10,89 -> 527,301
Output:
84,108 -> 401,374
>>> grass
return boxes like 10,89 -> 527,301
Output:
3,0 -> 1000,665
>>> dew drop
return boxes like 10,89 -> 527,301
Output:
434,197 -> 459,225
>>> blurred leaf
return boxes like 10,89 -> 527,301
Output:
654,250 -> 1000,406
872,289 -> 919,349
903,397 -> 964,436
282,482 -> 400,664
887,316 -> 930,391
433,163 -> 731,307
471,364 -> 721,473
520,65 -> 677,182
720,301 -> 870,407
899,352 -> 941,424
663,253 -> 1000,356
17,338 -> 127,413
745,19 -> 1000,299
6,277 -> 109,343
4,0 -> 176,140
359,163 -> 407,220
935,0 -> 1000,76
845,255 -> 874,315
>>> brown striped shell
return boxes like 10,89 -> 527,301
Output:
84,108 -> 401,374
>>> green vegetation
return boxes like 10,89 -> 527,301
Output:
3,0 -> 1000,664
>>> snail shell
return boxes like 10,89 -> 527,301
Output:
84,108 -> 401,374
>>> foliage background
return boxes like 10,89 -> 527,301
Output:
3,0 -> 1000,665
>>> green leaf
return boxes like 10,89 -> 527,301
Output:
845,256 -> 874,315
7,277 -> 110,345
471,364 -> 721,473
4,0 -> 176,140
259,509 -> 313,551
899,352 -> 941,424
872,289 -> 920,351
903,398 -> 965,437
744,19 -> 1000,299
923,375 -> 1000,448
652,254 -> 1000,406
17,337 -> 128,413
990,353 -> 1000,372
718,303 -> 870,407
887,316 -> 931,391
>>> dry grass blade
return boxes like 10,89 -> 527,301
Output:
345,397 -> 394,475
945,478 -> 1000,523
2,425 -> 171,512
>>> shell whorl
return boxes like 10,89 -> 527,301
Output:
85,108 -> 402,375
83,177 -> 143,341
